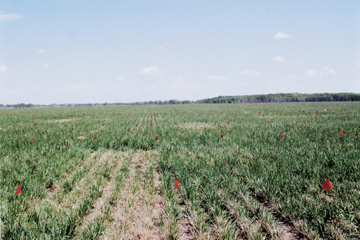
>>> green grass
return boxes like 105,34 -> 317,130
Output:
1,102 -> 359,239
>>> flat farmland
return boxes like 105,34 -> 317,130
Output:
1,102 -> 359,239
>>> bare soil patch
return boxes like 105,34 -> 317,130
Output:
179,122 -> 217,130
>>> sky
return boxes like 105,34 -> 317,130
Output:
0,0 -> 360,104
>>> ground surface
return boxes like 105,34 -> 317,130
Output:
1,102 -> 359,239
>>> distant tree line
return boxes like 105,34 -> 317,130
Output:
1,93 -> 359,108
196,93 -> 360,104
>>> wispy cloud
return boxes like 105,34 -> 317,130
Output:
272,56 -> 285,62
241,70 -> 260,77
158,45 -> 165,50
207,75 -> 226,81
306,70 -> 323,77
139,66 -> 163,76
38,49 -> 46,54
274,32 -> 293,39
0,65 -> 8,73
116,76 -> 127,81
0,12 -> 24,23
323,66 -> 336,75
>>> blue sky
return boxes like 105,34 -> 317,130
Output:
0,1 -> 359,104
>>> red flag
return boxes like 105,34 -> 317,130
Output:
150,113 -> 152,116
74,122 -> 77,126
220,135 -> 224,139
235,114 -> 237,118
86,114 -> 88,116
307,120 -> 310,123
93,136 -> 97,140
344,108 -> 347,111
36,117 -> 38,120
105,114 -> 107,117
340,131 -> 343,136
281,134 -> 284,138
281,110 -> 284,114
290,114 -> 293,117
316,113 -> 318,117
259,111 -> 261,114
151,116 -> 153,119
227,121 -> 230,124
66,117 -> 68,119
321,178 -> 332,191
263,115 -> 264,117
303,110 -> 305,112
267,121 -> 270,124
83,113 -> 85,116
150,123 -> 153,127
344,118 -> 347,121
155,136 -> 159,141
174,179 -> 179,189
31,137 -> 34,142
15,184 -> 21,195
180,115 -> 182,118
34,123 -> 37,126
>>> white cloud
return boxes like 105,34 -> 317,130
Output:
285,75 -> 296,79
0,65 -> 8,73
43,64 -> 49,67
272,56 -> 285,62
0,12 -> 24,23
274,32 -> 293,39
116,76 -> 127,81
297,60 -> 304,64
241,70 -> 260,77
158,45 -> 165,50
323,66 -> 336,75
139,66 -> 163,76
356,63 -> 360,68
38,49 -> 46,54
207,75 -> 226,81
306,70 -> 323,77
173,77 -> 186,88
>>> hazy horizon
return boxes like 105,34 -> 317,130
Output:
1,1 -> 360,104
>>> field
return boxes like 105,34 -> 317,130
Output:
1,102 -> 359,239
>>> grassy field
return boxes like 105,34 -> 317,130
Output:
1,102 -> 359,239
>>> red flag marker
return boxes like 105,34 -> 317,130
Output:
267,121 -> 270,124
316,113 -> 318,117
155,136 -> 159,141
259,111 -> 261,114
31,137 -> 34,142
105,114 -> 107,117
66,117 -> 68,119
321,178 -> 332,191
227,121 -> 230,124
263,115 -> 264,117
151,116 -> 153,119
290,114 -> 293,117
74,122 -> 77,126
344,108 -> 347,111
344,118 -> 347,121
340,131 -> 343,136
36,117 -> 38,120
150,113 -> 152,116
86,114 -> 88,116
221,135 -> 224,139
307,120 -> 310,123
174,179 -> 179,189
93,136 -> 97,140
235,114 -> 237,118
180,115 -> 182,118
281,110 -> 284,114
281,134 -> 284,138
83,113 -> 85,116
303,110 -> 305,112
34,123 -> 37,126
150,123 -> 153,127
15,184 -> 21,195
